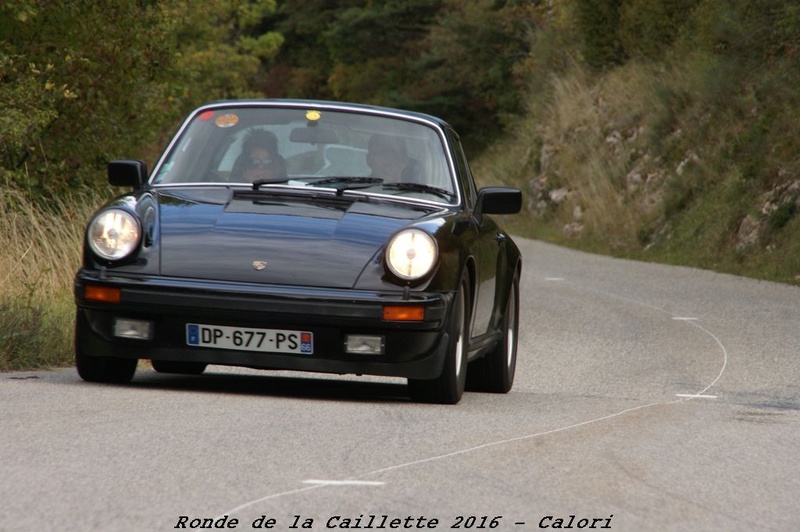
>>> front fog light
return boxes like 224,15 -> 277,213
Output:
345,335 -> 385,355
113,318 -> 153,340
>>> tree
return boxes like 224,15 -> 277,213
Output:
168,0 -> 284,106
266,0 -> 540,148
403,0 -> 542,146
573,0 -> 625,68
0,1 -> 284,196
264,0 -> 361,100
266,0 -> 440,103
324,0 -> 441,104
0,1 -> 178,195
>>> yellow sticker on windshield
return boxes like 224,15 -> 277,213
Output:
305,110 -> 321,121
215,114 -> 239,128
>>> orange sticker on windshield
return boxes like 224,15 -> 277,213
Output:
215,114 -> 239,128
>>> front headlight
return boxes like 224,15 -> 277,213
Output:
88,208 -> 141,261
385,228 -> 438,281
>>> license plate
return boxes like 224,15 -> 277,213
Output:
186,324 -> 313,354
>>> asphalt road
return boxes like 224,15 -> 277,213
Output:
2,238 -> 799,532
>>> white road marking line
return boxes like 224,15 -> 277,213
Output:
676,394 -> 718,399
302,479 -> 385,486
216,278 -> 731,518
215,401 -> 667,519
675,319 -> 729,398
216,480 -> 384,517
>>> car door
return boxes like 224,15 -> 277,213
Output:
448,131 -> 500,338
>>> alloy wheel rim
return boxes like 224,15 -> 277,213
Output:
506,287 -> 516,370
455,290 -> 465,377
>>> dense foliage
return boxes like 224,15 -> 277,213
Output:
0,0 -> 282,198
1,0 -> 540,197
1,1 -> 173,197
3,0 -> 798,197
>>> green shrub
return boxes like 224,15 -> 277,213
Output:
618,0 -> 702,60
573,0 -> 625,68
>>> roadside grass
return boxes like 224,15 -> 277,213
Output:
0,187 -> 103,370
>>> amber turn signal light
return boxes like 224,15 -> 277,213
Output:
382,305 -> 424,321
84,285 -> 122,303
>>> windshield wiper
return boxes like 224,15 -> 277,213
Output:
381,182 -> 455,200
311,177 -> 383,186
252,178 -> 289,190
307,177 -> 384,195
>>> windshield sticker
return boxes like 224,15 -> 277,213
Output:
305,110 -> 321,121
215,113 -> 239,128
198,110 -> 215,121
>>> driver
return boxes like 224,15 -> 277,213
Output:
234,129 -> 287,182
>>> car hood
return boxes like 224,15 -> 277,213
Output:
156,188 -> 437,288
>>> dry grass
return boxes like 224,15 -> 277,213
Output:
535,62 -> 668,249
0,187 -> 104,370
474,39 -> 800,284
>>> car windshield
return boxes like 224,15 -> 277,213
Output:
151,105 -> 457,204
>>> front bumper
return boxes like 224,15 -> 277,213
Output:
74,270 -> 452,379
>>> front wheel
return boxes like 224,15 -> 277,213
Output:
75,312 -> 137,383
76,351 -> 137,383
466,271 -> 519,393
408,270 -> 470,404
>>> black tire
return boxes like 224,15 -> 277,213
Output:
76,352 -> 137,383
75,313 -> 137,383
408,270 -> 470,404
466,272 -> 519,393
76,349 -> 137,383
151,360 -> 207,375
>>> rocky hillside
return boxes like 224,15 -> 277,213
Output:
476,4 -> 800,285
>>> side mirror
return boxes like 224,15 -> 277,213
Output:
474,186 -> 522,218
108,159 -> 148,190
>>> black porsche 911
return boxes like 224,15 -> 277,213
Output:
74,99 -> 522,404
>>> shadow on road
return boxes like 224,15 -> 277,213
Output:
83,367 -> 413,403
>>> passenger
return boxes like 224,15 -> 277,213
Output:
366,133 -> 421,182
233,130 -> 287,182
